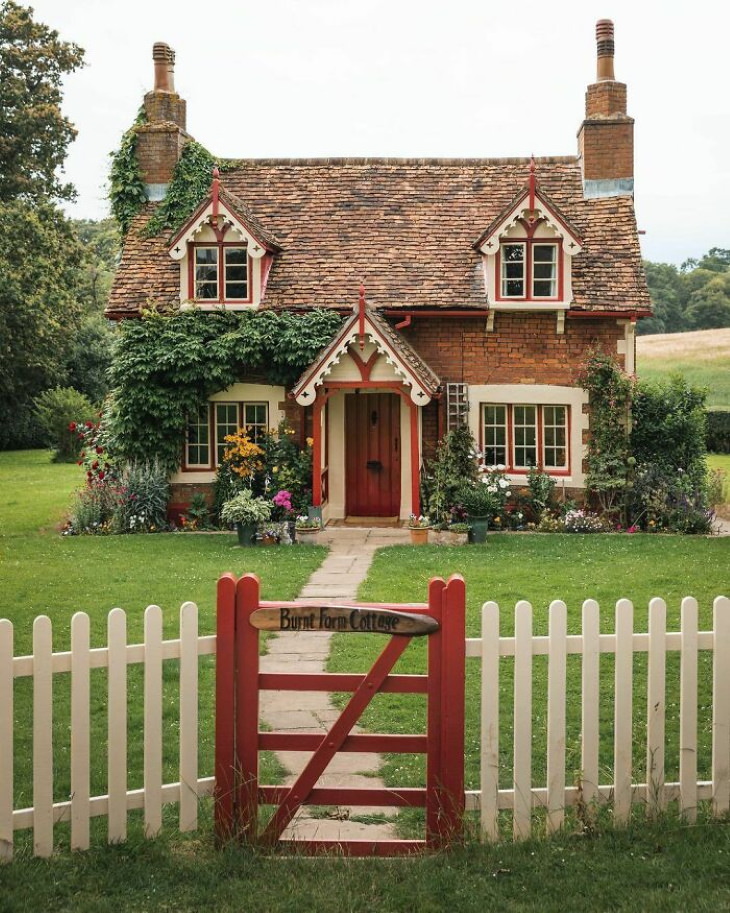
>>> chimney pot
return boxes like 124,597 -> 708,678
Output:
152,42 -> 174,92
595,19 -> 615,81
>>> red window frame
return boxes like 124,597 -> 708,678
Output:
188,242 -> 252,304
480,404 -> 570,475
183,401 -> 269,471
495,237 -> 562,302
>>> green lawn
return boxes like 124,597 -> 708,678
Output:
0,451 -> 325,814
2,451 -> 730,910
329,537 -> 729,808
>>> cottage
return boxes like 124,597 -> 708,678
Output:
107,19 -> 650,523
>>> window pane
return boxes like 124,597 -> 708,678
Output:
225,247 -> 247,264
186,405 -> 210,467
513,405 -> 537,468
533,280 -> 555,297
543,406 -> 567,468
216,403 -> 239,465
533,245 -> 556,263
483,404 -> 507,466
243,403 -> 268,443
195,248 -> 217,265
225,282 -> 248,299
501,243 -> 525,297
532,245 -> 556,297
195,281 -> 218,299
224,248 -> 248,300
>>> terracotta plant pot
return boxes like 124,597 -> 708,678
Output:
409,527 -> 430,545
297,527 -> 321,545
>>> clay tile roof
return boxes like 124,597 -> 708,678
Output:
107,156 -> 650,318
474,183 -> 583,250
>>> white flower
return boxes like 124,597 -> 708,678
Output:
499,479 -> 509,489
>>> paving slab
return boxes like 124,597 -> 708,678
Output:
258,525 -> 411,846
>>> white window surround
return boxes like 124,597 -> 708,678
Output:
478,192 -> 582,311
467,384 -> 588,488
169,206 -> 267,309
172,383 -> 286,484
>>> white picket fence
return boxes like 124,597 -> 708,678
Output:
1,594 -> 729,859
0,604 -> 216,860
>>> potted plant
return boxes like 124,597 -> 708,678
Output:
456,484 -> 493,544
408,513 -> 432,545
295,513 -> 323,544
220,490 -> 272,546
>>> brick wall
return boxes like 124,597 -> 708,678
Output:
401,313 -> 626,386
579,119 -> 634,182
136,123 -> 188,186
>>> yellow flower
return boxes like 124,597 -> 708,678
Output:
306,437 -> 314,448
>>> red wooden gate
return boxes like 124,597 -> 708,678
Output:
215,572 -> 465,855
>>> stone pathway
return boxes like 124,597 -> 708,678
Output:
259,526 -> 411,843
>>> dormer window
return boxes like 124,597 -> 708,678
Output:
499,241 -> 559,300
193,244 -> 249,302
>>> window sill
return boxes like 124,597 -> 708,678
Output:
490,301 -> 569,311
180,301 -> 258,311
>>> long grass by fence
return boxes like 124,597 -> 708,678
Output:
2,593 -> 729,859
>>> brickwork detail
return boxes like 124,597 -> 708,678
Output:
136,123 -> 188,186
401,314 -> 626,387
579,119 -> 634,182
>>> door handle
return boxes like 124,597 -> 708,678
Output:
366,460 -> 382,472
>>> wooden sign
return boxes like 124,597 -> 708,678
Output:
250,605 -> 439,636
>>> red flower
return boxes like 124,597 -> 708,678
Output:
86,471 -> 93,479
80,451 -> 86,459
68,422 -> 77,432
98,471 -> 105,481
85,421 -> 94,428
92,460 -> 99,470
96,446 -> 103,454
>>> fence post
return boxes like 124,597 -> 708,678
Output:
712,595 -> 730,816
0,619 -> 13,862
647,598 -> 666,817
236,573 -> 262,843
33,616 -> 53,858
680,597 -> 698,821
215,573 -> 237,841
480,601 -> 500,842
513,600 -> 533,840
438,575 -> 465,846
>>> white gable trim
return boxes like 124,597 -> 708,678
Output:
168,199 -> 268,262
293,315 -> 435,406
478,191 -> 583,258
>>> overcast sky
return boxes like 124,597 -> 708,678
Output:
26,0 -> 729,265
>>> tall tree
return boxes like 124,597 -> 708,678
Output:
0,1 -> 84,203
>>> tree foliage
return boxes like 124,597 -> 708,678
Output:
640,248 -> 730,335
0,201 -> 85,448
108,309 -> 343,471
0,1 -> 84,203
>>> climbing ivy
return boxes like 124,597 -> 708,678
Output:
107,308 -> 343,472
108,109 -> 147,235
142,141 -> 219,238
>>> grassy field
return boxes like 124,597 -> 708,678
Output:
329,537 -> 729,816
708,453 -> 730,508
2,451 -> 730,910
636,328 -> 730,409
0,450 -> 326,813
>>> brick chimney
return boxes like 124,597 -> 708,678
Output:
577,20 -> 634,198
135,43 -> 189,201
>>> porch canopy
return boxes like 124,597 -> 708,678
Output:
292,294 -> 441,518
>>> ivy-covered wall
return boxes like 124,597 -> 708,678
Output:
107,309 -> 343,472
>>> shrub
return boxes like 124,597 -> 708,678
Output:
706,410 -> 730,453
220,490 -> 272,526
34,387 -> 96,462
113,460 -> 170,533
67,483 -> 118,534
631,376 -> 708,483
631,464 -> 713,534
526,466 -> 557,516
421,425 -> 479,526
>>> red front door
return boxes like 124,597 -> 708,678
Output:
345,392 -> 401,516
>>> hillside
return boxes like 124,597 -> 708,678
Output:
636,328 -> 730,409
